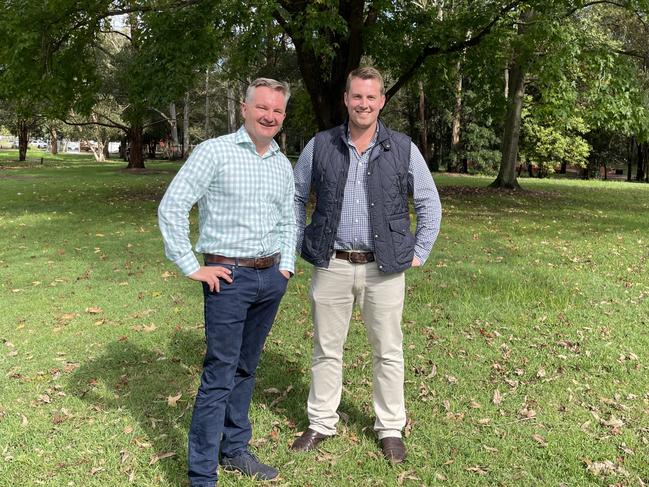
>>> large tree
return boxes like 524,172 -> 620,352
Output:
0,0 -> 221,168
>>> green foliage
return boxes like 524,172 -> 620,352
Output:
463,122 -> 502,174
521,116 -> 591,173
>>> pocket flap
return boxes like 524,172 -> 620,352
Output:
388,218 -> 409,235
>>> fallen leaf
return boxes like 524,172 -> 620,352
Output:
532,434 -> 547,447
585,459 -> 629,477
38,394 -> 51,404
466,465 -> 488,475
492,389 -> 503,405
519,407 -> 536,420
397,470 -> 420,484
445,374 -> 458,385
149,451 -> 176,465
85,307 -> 103,314
167,393 -> 182,407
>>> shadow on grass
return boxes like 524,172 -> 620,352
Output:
66,327 -> 375,484
257,347 -> 376,441
67,330 -> 204,486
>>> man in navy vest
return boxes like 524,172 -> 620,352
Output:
292,66 -> 442,463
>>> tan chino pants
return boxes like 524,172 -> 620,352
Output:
307,257 -> 406,439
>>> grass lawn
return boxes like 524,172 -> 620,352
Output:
1,149 -> 648,486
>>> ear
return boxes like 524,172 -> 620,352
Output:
240,101 -> 247,117
378,95 -> 386,110
343,91 -> 349,108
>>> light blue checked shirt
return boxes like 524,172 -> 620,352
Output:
294,128 -> 441,263
158,126 -> 296,276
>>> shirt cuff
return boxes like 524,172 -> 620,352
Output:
414,247 -> 429,265
279,253 -> 295,274
174,251 -> 201,276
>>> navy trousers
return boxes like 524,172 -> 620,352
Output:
188,262 -> 288,487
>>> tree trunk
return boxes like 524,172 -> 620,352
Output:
417,80 -> 431,168
280,131 -> 287,154
183,92 -> 190,157
103,141 -> 109,160
276,0 -> 366,129
50,127 -> 58,155
227,83 -> 237,133
560,161 -> 567,174
490,10 -> 533,190
626,137 -> 634,181
127,126 -> 145,169
450,60 -> 463,172
204,67 -> 211,139
169,103 -> 179,159
18,122 -> 28,161
491,59 -> 525,189
119,137 -> 127,160
91,141 -> 106,162
636,141 -> 645,181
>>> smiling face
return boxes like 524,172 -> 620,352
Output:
344,76 -> 386,133
241,86 -> 287,153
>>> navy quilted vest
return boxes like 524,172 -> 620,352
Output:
301,121 -> 414,273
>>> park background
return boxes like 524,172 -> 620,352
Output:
1,1 -> 649,486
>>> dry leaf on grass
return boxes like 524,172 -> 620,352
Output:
167,393 -> 182,407
492,389 -> 503,405
149,451 -> 176,465
585,459 -> 629,477
532,434 -> 547,447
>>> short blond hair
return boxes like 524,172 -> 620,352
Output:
245,78 -> 291,104
345,67 -> 385,95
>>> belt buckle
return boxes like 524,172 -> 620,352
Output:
348,252 -> 361,264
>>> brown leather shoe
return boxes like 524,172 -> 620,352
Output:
291,428 -> 330,452
380,437 -> 406,464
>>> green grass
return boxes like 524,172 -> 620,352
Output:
1,151 -> 648,486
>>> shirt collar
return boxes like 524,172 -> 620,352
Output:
345,124 -> 379,150
235,126 -> 280,156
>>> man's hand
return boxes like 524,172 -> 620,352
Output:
412,256 -> 422,267
279,270 -> 291,280
189,266 -> 232,292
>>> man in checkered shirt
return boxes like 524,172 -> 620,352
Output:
292,67 -> 442,464
158,78 -> 295,486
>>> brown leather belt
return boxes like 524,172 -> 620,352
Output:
334,250 -> 375,264
204,252 -> 280,269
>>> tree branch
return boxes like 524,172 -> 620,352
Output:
386,0 -> 523,101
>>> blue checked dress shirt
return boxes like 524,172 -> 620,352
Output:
294,128 -> 442,263
159,126 -> 296,276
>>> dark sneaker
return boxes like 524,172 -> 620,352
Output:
220,451 -> 278,480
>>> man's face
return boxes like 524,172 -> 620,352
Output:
241,86 -> 286,148
344,77 -> 385,131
